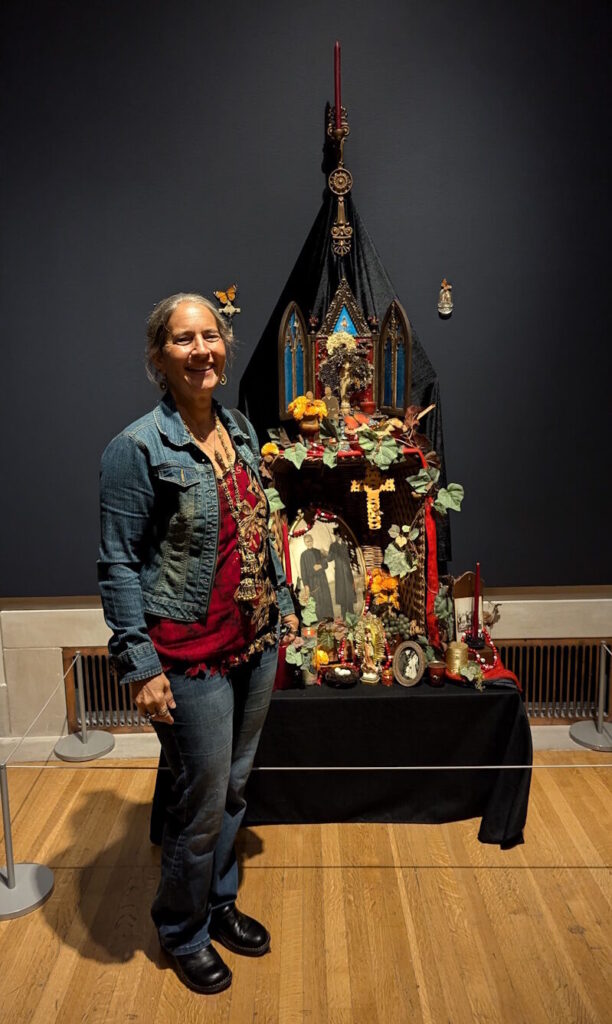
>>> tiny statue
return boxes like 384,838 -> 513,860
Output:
355,613 -> 386,685
437,278 -> 453,318
323,385 -> 340,423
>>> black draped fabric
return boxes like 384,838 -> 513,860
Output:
244,682 -> 532,847
238,189 -> 451,560
151,681 -> 532,849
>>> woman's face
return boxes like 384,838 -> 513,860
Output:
154,301 -> 226,404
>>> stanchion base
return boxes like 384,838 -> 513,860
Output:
0,863 -> 54,920
54,730 -> 115,762
569,719 -> 612,752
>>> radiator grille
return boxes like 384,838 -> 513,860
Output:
496,639 -> 609,720
62,639 -> 610,732
62,648 -> 152,732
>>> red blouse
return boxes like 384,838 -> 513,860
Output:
148,460 -> 278,675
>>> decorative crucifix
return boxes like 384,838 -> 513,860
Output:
351,466 -> 395,530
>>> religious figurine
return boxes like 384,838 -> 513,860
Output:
437,278 -> 453,317
324,385 -> 340,422
354,613 -> 386,684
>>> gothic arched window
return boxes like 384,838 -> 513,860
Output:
278,302 -> 308,419
378,301 -> 412,415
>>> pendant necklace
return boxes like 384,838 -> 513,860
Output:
212,416 -> 260,604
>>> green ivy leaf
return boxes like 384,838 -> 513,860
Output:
301,597 -> 318,626
372,447 -> 395,471
434,483 -> 464,515
285,646 -> 302,666
264,487 -> 285,512
284,442 -> 308,469
406,467 -> 439,494
433,591 -> 454,625
460,663 -> 485,689
409,527 -> 420,541
388,524 -> 400,539
322,447 -> 338,469
383,543 -> 414,578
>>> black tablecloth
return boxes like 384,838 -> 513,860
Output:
244,681 -> 532,847
150,681 -> 532,849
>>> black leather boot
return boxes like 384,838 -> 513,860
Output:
209,904 -> 271,956
167,943 -> 232,994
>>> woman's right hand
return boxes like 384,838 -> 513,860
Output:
130,673 -> 177,725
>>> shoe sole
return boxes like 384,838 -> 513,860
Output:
209,931 -> 271,958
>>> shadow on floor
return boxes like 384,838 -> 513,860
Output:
42,774 -> 264,965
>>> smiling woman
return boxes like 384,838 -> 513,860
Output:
97,291 -> 299,995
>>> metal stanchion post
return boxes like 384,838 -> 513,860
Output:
54,652 -> 115,762
0,764 -> 54,919
570,641 -> 612,751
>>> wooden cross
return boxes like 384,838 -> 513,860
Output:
351,466 -> 395,530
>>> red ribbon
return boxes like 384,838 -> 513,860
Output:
424,495 -> 440,648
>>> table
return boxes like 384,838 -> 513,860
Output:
243,680 -> 532,848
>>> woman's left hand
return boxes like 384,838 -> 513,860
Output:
282,614 -> 300,641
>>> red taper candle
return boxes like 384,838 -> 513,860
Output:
334,41 -> 342,129
472,561 -> 481,638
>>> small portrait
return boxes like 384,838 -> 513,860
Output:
393,641 -> 426,687
289,511 -> 366,624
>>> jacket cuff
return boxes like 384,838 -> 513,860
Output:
115,640 -> 163,685
276,585 -> 295,618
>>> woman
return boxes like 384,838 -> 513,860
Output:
98,293 -> 298,994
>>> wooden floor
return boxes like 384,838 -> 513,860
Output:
0,751 -> 610,1024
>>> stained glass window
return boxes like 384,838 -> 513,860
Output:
379,301 -> 411,413
279,303 -> 308,417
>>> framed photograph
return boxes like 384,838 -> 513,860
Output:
392,640 -> 426,687
452,571 -> 484,640
289,510 -> 366,624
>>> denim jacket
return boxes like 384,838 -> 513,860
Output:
98,394 -> 293,684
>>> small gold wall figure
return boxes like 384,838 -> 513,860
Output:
437,278 -> 453,318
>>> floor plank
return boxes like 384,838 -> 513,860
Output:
0,754 -> 610,1023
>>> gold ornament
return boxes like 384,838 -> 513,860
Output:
351,467 -> 396,530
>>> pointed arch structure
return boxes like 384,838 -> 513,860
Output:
278,302 -> 309,419
378,300 -> 412,415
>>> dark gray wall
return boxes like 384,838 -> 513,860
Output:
1,0 -> 610,594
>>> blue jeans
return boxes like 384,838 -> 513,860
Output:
151,641 -> 278,955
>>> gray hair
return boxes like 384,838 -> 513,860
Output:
145,292 -> 233,386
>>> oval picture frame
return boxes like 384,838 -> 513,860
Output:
289,509 -> 367,626
393,640 -> 426,687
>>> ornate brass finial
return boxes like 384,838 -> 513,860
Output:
327,106 -> 353,257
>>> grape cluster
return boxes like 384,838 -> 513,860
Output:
381,612 -> 413,642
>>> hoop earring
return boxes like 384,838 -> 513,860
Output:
220,373 -> 227,386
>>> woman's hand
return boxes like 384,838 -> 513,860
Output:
130,673 -> 177,725
282,614 -> 300,642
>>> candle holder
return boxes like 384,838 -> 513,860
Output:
464,631 -> 485,651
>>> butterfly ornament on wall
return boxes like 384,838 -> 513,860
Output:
213,284 -> 241,335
